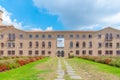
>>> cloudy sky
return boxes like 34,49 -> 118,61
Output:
0,0 -> 120,30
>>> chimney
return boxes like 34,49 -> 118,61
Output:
0,10 -> 3,25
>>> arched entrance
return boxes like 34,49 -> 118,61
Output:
57,51 -> 64,57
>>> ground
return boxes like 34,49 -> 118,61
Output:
0,57 -> 120,80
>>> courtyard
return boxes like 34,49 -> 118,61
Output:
0,57 -> 120,80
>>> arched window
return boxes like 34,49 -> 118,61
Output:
1,43 -> 4,48
8,33 -> 11,40
13,34 -> 15,40
36,41 -> 39,48
70,41 -> 73,48
42,41 -> 45,48
105,33 -> 109,40
88,34 -> 92,38
89,41 -> 92,48
76,42 -> 79,48
110,33 -> 112,39
29,41 -> 32,48
82,42 -> 86,48
48,41 -> 51,48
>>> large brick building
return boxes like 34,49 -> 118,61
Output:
0,10 -> 120,57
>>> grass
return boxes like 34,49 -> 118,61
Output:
0,57 -> 49,80
36,57 -> 58,80
66,57 -> 120,80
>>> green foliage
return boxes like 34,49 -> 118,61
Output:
79,56 -> 120,68
0,58 -> 48,80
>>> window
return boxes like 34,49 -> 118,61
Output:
82,42 -> 86,48
29,34 -> 32,38
42,41 -> 45,48
48,51 -> 51,55
98,34 -> 101,39
116,43 -> 119,48
42,50 -> 45,55
116,34 -> 120,38
12,51 -> 15,55
48,41 -> 51,48
57,35 -> 60,38
88,34 -> 92,38
7,42 -> 15,48
98,42 -> 102,48
19,43 -> 23,48
61,35 -> 64,38
35,50 -> 39,55
48,35 -> 52,38
105,50 -> 113,55
29,42 -> 32,48
105,42 -> 112,48
1,43 -> 4,48
76,42 -> 79,48
70,34 -> 73,38
28,50 -> 32,55
98,50 -> 102,55
76,50 -> 80,55
110,33 -> 112,39
76,35 -> 80,38
70,41 -> 73,48
8,51 -> 11,56
116,50 -> 120,55
105,33 -> 113,40
0,34 -> 4,39
82,34 -> 86,38
35,41 -> 39,48
0,50 -> 4,56
8,33 -> 15,40
42,35 -> 45,38
89,41 -> 92,48
13,34 -> 15,40
110,43 -> 112,48
82,50 -> 86,55
12,43 -> 15,47
19,34 -> 23,38
89,50 -> 92,55
105,43 -> 109,48
57,35 -> 64,38
8,43 -> 11,48
19,50 -> 23,55
8,33 -> 11,40
35,34 -> 39,38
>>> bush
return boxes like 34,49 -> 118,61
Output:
68,53 -> 74,58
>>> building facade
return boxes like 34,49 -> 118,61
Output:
0,11 -> 120,57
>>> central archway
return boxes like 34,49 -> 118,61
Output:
57,51 -> 64,57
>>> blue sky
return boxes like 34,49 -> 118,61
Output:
0,0 -> 120,31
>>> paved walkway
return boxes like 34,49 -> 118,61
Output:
55,58 -> 82,80
55,58 -> 65,80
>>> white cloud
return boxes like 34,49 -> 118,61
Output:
31,27 -> 42,31
0,6 -> 53,31
45,26 -> 53,31
30,26 -> 53,31
102,12 -> 120,25
33,0 -> 120,29
0,6 -> 23,29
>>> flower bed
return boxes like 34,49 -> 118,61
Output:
0,56 -> 44,72
79,56 -> 120,68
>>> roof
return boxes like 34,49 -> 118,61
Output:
0,25 -> 119,33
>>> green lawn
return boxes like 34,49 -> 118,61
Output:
78,58 -> 120,76
66,57 -> 120,80
0,57 -> 49,80
1,57 -> 120,80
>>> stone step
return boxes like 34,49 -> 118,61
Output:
70,75 -> 82,80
